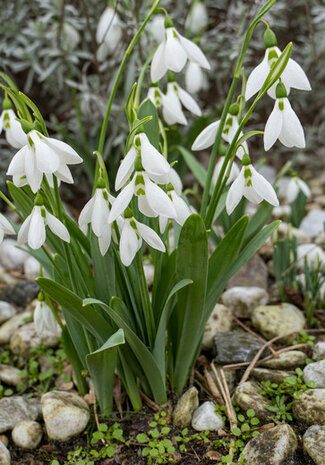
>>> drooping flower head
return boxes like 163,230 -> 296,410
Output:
162,75 -> 201,126
159,183 -> 192,233
96,7 -> 123,61
150,15 -> 210,83
185,62 -> 205,94
286,174 -> 311,204
245,27 -> 311,101
0,213 -> 15,244
34,293 -> 59,336
264,82 -> 305,151
226,153 -> 279,215
212,145 -> 240,186
185,0 -> 208,36
0,97 -> 27,149
18,193 -> 70,250
7,123 -> 83,193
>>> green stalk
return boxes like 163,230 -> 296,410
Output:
0,191 -> 24,220
135,251 -> 155,349
97,0 -> 160,157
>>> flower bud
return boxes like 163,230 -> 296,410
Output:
275,81 -> 287,99
186,0 -> 208,35
20,120 -> 34,134
2,97 -> 12,111
228,103 -> 240,116
264,28 -> 277,49
242,153 -> 251,166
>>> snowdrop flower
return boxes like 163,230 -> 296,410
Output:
34,297 -> 58,336
162,80 -> 201,126
226,154 -> 279,215
245,28 -> 311,101
185,62 -> 205,94
212,155 -> 240,186
148,14 -> 165,43
159,184 -> 192,232
119,210 -> 165,266
0,99 -> 27,149
7,127 -> 82,193
286,176 -> 311,204
96,7 -> 123,61
191,103 -> 247,159
264,82 -> 305,151
0,214 -> 15,243
18,194 -> 70,250
185,0 -> 208,35
115,132 -> 171,190
147,85 -> 186,125
150,15 -> 210,83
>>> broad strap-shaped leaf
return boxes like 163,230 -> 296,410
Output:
37,278 -> 113,344
62,326 -> 88,394
86,329 -> 125,415
152,249 -> 177,324
90,231 -> 115,304
83,297 -> 167,405
243,201 -> 273,246
173,214 -> 208,393
138,99 -> 160,149
7,181 -> 33,217
206,215 -> 249,316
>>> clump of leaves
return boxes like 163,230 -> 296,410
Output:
91,422 -> 128,459
293,329 -> 315,346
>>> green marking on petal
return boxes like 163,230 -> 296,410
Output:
135,173 -> 145,186
136,188 -> 145,196
246,179 -> 253,187
244,168 -> 252,179
278,101 -> 284,111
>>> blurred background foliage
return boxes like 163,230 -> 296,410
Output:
0,0 -> 324,208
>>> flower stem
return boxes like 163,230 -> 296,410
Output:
135,251 -> 155,349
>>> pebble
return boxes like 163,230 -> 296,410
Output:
277,222 -> 311,244
313,342 -> 325,361
233,381 -> 273,420
226,254 -> 268,290
41,391 -> 90,441
0,440 -> 10,465
303,425 -> 325,465
0,311 -> 32,345
292,389 -> 325,424
10,322 -> 59,355
11,420 -> 42,449
23,256 -> 41,278
297,243 -> 325,268
0,239 -> 29,271
251,303 -> 305,343
221,286 -> 268,317
300,209 -> 325,238
242,423 -> 297,465
251,368 -> 291,385
202,304 -> 232,349
0,302 -> 16,325
0,365 -> 23,386
213,331 -> 268,364
0,396 -> 40,433
173,387 -> 199,428
303,360 -> 325,387
261,350 -> 307,369
191,401 -> 224,431
0,280 -> 39,307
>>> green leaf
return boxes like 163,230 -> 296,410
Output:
86,329 -> 125,415
138,99 -> 160,149
90,232 -> 115,303
173,214 -> 208,393
61,326 -> 88,394
7,181 -> 33,217
243,201 -> 274,245
83,297 -> 167,405
176,145 -> 207,189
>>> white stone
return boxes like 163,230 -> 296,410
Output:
0,440 -> 10,465
303,360 -> 325,388
11,421 -> 42,449
0,311 -> 32,345
300,209 -> 325,238
191,401 -> 224,431
278,222 -> 311,244
297,243 -> 325,268
0,239 -> 29,271
0,365 -> 22,386
0,397 -> 40,433
143,261 -> 154,287
313,342 -> 325,362
303,425 -> 325,465
202,304 -> 232,349
276,176 -> 291,201
261,350 -> 307,369
23,256 -> 40,278
0,302 -> 16,325
173,387 -> 199,428
41,391 -> 90,441
10,322 -> 60,355
272,205 -> 291,219
221,286 -> 268,317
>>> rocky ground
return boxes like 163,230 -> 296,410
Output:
0,168 -> 324,465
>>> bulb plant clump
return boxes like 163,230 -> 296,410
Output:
0,0 -> 312,415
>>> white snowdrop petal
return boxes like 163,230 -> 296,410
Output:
159,216 -> 168,233
30,133 -> 60,173
135,220 -> 165,252
92,191 -> 109,237
263,102 -> 283,151
45,138 -> 83,164
282,58 -> 311,92
191,120 -> 220,151
144,177 -> 176,218
78,196 -> 96,227
244,186 -> 263,204
162,96 -> 187,125
138,195 -> 157,217
226,170 -> 245,215
7,145 -> 28,175
176,85 -> 201,116
164,30 -> 187,73
170,192 -> 191,225
24,149 -> 43,193
297,179 -> 311,198
17,214 -> 32,246
96,7 -> 115,42
185,62 -> 204,94
28,208 -> 46,249
169,168 -> 183,195
286,179 -> 299,203
245,52 -> 269,101
120,220 -> 140,267
46,212 -> 70,242
115,147 -> 137,190
109,180 -> 135,223
0,214 -> 15,235
55,163 -> 74,184
5,117 -> 27,149
151,42 -> 167,83
98,226 -> 112,256
179,34 -> 210,69
279,100 -> 305,148
139,133 -> 170,176
250,169 -> 279,206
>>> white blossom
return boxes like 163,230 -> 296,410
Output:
162,81 -> 201,126
7,130 -> 82,193
119,216 -> 165,266
0,109 -> 27,149
34,300 -> 59,336
150,22 -> 210,83
185,62 -> 205,94
212,157 -> 240,186
18,203 -> 70,250
159,187 -> 192,233
147,87 -> 187,125
147,14 -> 165,43
0,214 -> 15,244
185,1 -> 208,35
226,156 -> 279,215
286,177 -> 311,204
96,7 -> 123,61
